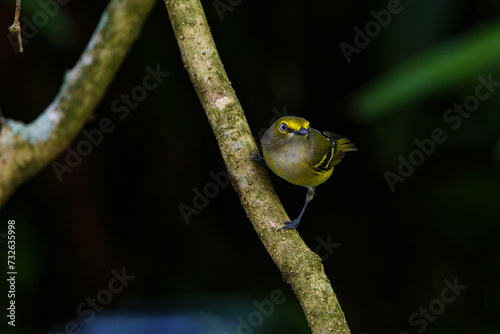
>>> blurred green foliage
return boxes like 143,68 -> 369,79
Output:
353,19 -> 500,121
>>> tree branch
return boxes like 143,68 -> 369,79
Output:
8,0 -> 23,53
0,0 -> 156,207
163,1 -> 351,332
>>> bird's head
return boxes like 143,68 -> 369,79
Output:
261,116 -> 311,149
272,116 -> 310,138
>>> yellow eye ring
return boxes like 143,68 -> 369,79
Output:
279,122 -> 288,132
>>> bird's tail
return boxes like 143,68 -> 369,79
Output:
323,131 -> 358,153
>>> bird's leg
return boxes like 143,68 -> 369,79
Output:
247,152 -> 268,168
279,188 -> 315,230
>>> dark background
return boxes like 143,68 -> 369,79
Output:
1,0 -> 499,333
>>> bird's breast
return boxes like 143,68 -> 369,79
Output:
263,136 -> 333,188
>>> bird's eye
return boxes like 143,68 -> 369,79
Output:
279,123 -> 288,132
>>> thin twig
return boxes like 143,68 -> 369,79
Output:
8,0 -> 23,53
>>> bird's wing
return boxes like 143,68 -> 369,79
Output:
309,129 -> 336,174
309,130 -> 357,173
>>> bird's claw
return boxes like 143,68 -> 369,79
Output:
279,219 -> 300,230
247,152 -> 268,168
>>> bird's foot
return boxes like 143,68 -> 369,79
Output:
279,219 -> 300,230
247,152 -> 267,168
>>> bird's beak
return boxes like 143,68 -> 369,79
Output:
291,127 -> 310,136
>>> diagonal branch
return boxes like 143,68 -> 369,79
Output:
0,0 -> 156,207
163,1 -> 351,333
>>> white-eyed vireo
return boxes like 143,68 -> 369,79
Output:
251,116 -> 357,229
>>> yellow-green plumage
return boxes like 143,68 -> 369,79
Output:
257,116 -> 357,229
261,116 -> 356,188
